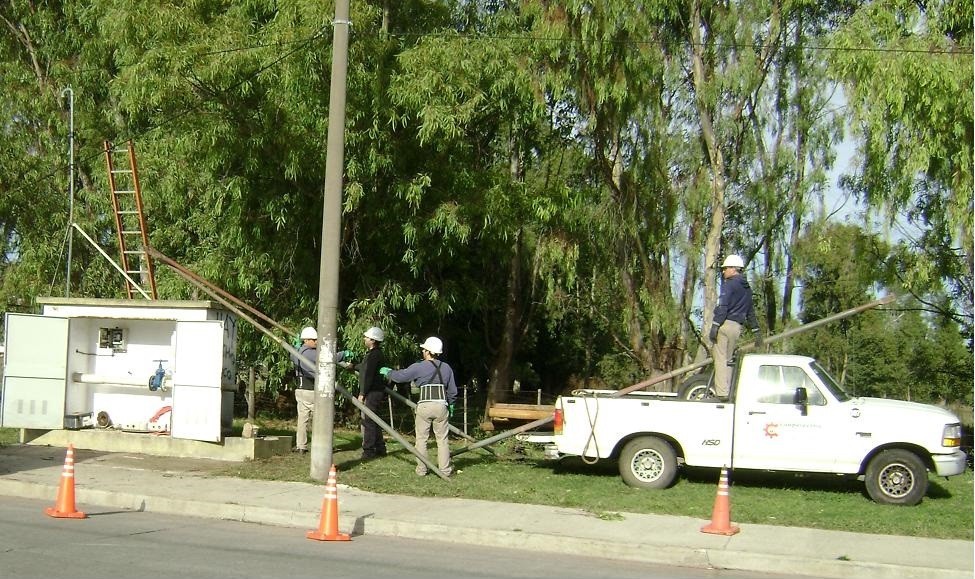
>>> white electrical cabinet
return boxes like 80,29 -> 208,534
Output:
1,298 -> 238,442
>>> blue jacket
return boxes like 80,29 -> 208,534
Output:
292,345 -> 317,389
293,345 -> 317,379
713,274 -> 758,329
388,359 -> 458,405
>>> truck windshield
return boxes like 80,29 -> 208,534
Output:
810,361 -> 851,402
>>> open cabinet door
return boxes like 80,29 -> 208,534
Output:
2,313 -> 69,429
170,320 -> 224,442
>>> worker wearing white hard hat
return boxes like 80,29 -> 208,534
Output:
291,326 -> 318,454
355,326 -> 387,459
708,255 -> 761,400
380,336 -> 457,477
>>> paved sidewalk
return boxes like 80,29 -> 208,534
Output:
0,444 -> 970,579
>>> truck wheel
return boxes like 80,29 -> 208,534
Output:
618,436 -> 678,489
678,374 -> 714,401
864,449 -> 928,506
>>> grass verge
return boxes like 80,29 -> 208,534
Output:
212,420 -> 973,541
2,423 -> 969,540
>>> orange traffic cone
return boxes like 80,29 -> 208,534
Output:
45,444 -> 86,519
700,466 -> 739,536
307,464 -> 350,541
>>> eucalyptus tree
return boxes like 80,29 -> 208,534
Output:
74,0 -> 339,381
828,0 -> 973,330
790,221 -> 892,382
681,0 -> 856,355
520,0 -> 849,383
733,2 -> 846,330
381,5 -> 580,414
522,1 -> 689,384
0,1 -> 121,307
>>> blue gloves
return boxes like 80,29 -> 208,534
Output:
708,324 -> 719,343
379,367 -> 392,378
448,403 -> 455,418
336,350 -> 353,362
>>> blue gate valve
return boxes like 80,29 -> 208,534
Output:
149,360 -> 168,391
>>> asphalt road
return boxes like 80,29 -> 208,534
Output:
0,496 -> 798,579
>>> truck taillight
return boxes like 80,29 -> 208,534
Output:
554,408 -> 563,434
943,423 -> 962,447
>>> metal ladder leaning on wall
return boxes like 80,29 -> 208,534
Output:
103,140 -> 158,300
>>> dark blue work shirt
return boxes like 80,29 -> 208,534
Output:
713,274 -> 758,329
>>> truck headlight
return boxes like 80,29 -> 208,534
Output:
942,423 -> 962,448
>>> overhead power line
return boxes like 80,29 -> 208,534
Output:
7,24 -> 970,199
389,31 -> 973,57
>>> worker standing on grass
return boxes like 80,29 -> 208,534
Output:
381,337 -> 457,477
352,326 -> 387,460
708,255 -> 761,400
291,326 -> 318,454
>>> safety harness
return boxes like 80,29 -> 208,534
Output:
418,361 -> 447,403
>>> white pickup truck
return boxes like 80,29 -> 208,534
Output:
536,353 -> 966,505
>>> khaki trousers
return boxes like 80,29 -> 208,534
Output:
295,389 -> 315,450
713,320 -> 742,398
414,401 -> 452,476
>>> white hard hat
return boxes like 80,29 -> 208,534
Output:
419,336 -> 443,355
363,326 -> 384,341
300,326 -> 318,340
721,254 -> 745,269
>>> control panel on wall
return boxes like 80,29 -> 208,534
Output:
98,327 -> 127,353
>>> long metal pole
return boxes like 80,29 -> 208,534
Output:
455,294 -> 897,454
61,87 -> 75,297
311,0 -> 352,481
384,386 -> 498,456
611,294 -> 897,397
148,247 -> 290,335
152,250 -> 446,480
150,245 -> 486,466
453,416 -> 554,457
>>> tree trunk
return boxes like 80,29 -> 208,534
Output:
482,230 -> 524,426
690,0 -> 727,340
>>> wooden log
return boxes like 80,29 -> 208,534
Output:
487,403 -> 556,420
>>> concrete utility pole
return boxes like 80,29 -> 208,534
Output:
310,0 -> 352,481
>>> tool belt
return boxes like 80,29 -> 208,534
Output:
298,376 -> 315,390
418,383 -> 446,403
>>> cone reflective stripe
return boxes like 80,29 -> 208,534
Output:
701,466 -> 739,536
307,464 -> 350,542
45,444 -> 86,519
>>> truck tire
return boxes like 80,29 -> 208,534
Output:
678,374 -> 714,401
618,436 -> 678,489
864,449 -> 928,506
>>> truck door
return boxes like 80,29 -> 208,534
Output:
2,313 -> 70,429
732,363 -> 839,472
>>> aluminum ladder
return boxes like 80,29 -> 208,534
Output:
103,140 -> 157,299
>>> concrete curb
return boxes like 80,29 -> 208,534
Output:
1,479 -> 967,579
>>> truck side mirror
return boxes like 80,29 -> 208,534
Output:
794,387 -> 808,416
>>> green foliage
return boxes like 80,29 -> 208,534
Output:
792,222 -> 972,404
828,0 -> 974,324
0,1 -> 969,413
